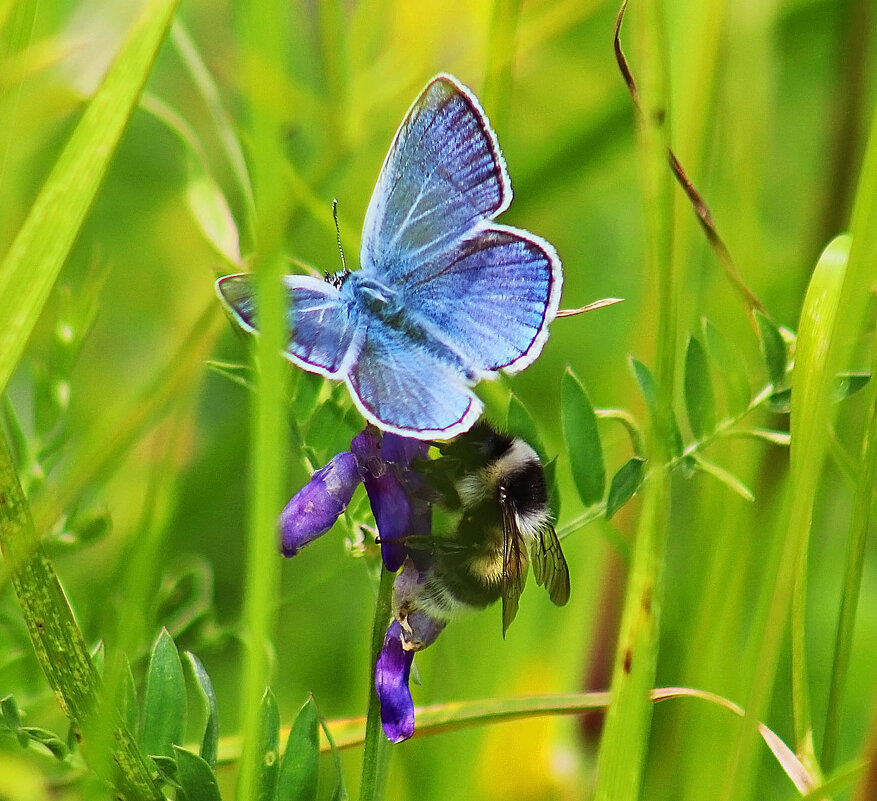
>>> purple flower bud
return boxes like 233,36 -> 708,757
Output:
375,620 -> 415,743
278,451 -> 361,556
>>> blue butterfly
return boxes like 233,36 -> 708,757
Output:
216,73 -> 562,439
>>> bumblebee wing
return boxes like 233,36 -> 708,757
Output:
500,496 -> 529,637
532,523 -> 570,607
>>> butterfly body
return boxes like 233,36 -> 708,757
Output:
217,73 -> 562,439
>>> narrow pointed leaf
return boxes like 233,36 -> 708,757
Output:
606,457 -> 647,519
277,696 -> 320,801
693,456 -> 755,502
186,156 -> 242,265
702,318 -> 751,412
561,368 -> 605,506
507,394 -> 546,456
0,0 -> 182,395
186,652 -> 219,769
255,688 -> 280,801
755,311 -> 788,387
768,388 -> 792,414
684,335 -> 716,439
122,654 -> 139,737
174,746 -> 222,801
833,371 -> 870,402
142,628 -> 187,759
630,358 -> 684,456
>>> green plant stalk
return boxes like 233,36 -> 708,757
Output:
169,19 -> 256,246
483,0 -> 523,132
359,566 -> 396,801
724,92 -> 877,799
0,0 -> 181,396
594,0 -> 675,797
822,330 -> 877,770
234,0 -> 291,797
0,431 -> 163,801
721,237 -> 847,800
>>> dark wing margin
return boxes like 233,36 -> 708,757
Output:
532,523 -> 570,607
500,492 -> 529,637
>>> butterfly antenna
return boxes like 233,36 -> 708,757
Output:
332,199 -> 348,273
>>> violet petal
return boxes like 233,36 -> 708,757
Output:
375,621 -> 415,743
278,451 -> 361,556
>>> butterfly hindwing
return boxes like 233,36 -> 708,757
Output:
345,305 -> 483,438
407,224 -> 561,375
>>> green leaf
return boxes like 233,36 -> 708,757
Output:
90,641 -> 105,676
206,360 -> 255,392
833,371 -> 870,401
151,755 -> 180,787
292,371 -> 324,423
256,688 -> 280,801
0,0 -> 182,395
186,652 -> 219,769
755,311 -> 788,387
543,456 -> 561,519
186,156 -> 242,265
561,368 -> 605,506
606,457 -> 647,519
767,388 -> 791,414
122,654 -> 139,738
141,628 -> 187,759
507,394 -> 546,455
702,318 -> 751,412
684,335 -> 717,439
630,357 -> 657,413
1,695 -> 23,733
630,358 -> 684,456
692,456 -> 754,502
18,726 -> 68,760
277,696 -> 320,801
174,746 -> 222,801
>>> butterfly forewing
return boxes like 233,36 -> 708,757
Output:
216,273 -> 358,378
361,74 -> 511,279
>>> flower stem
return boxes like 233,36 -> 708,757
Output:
359,566 -> 396,801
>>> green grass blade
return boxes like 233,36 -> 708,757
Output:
822,101 -> 877,772
594,0 -> 676,795
234,0 -> 294,796
722,235 -> 849,800
0,0 -> 181,395
483,0 -> 523,132
0,431 -> 163,800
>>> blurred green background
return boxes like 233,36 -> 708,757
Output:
1,0 -> 875,798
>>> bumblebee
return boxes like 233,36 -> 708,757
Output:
400,422 -> 570,636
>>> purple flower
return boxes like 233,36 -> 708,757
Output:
279,451 -> 361,556
278,427 -> 427,569
374,559 -> 447,743
351,429 -> 428,571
